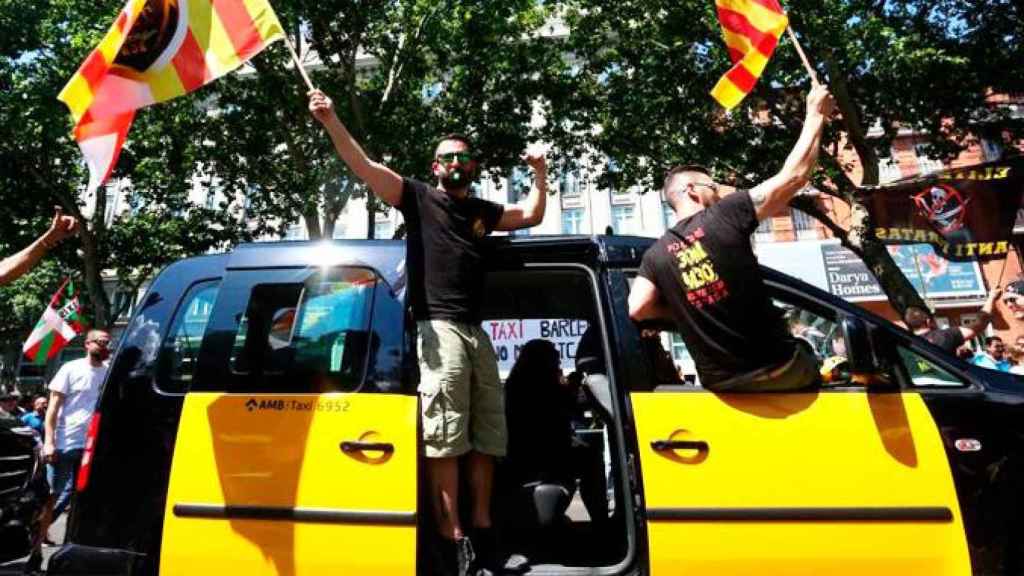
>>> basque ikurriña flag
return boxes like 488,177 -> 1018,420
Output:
710,0 -> 789,109
22,279 -> 85,365
57,0 -> 285,195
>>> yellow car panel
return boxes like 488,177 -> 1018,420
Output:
631,391 -> 970,575
160,392 -> 418,576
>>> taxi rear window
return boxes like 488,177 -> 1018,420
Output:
193,266 -> 406,394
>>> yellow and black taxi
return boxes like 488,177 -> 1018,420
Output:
49,236 -> 1022,575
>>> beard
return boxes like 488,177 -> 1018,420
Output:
441,166 -> 472,189
88,349 -> 109,362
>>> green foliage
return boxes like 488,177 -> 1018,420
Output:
557,0 -> 1022,190
198,0 -> 570,238
1,0 -> 1020,348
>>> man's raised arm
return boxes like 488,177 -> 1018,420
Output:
309,89 -> 403,207
748,83 -> 835,221
961,287 -> 1002,341
495,145 -> 548,231
0,208 -> 78,286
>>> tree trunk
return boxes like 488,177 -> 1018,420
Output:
824,59 -> 930,318
303,205 -> 322,240
366,194 -> 377,239
79,227 -> 110,329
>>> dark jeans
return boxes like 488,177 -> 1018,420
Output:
46,448 -> 83,519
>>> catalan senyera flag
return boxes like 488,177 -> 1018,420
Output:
58,0 -> 285,195
710,0 -> 789,109
22,279 -> 85,366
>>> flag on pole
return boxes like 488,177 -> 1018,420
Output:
57,0 -> 286,195
22,279 -> 86,365
710,0 -> 789,109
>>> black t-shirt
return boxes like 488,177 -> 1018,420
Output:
399,178 -> 504,323
923,327 -> 965,353
638,191 -> 792,386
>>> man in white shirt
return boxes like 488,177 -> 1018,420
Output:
43,329 -> 110,529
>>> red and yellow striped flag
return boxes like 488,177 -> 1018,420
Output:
58,0 -> 285,195
710,0 -> 789,109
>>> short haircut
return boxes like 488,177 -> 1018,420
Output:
435,133 -> 473,155
662,164 -> 712,202
86,329 -> 109,342
985,336 -> 1004,346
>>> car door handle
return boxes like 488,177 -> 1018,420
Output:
651,439 -> 709,452
340,441 -> 395,454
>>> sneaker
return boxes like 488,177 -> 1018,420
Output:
468,526 -> 498,573
456,536 -> 476,576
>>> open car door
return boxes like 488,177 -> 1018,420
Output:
160,265 -> 417,575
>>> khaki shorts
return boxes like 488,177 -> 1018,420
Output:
417,320 -> 506,458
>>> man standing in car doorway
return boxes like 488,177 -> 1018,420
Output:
629,84 -> 834,391
309,89 -> 547,575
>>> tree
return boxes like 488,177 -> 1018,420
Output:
195,0 -> 571,241
0,0 -> 258,333
556,0 -> 1023,316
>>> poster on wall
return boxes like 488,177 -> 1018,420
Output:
821,243 -> 985,302
483,318 -> 589,377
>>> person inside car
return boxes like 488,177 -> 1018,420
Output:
503,339 -> 575,565
309,89 -> 547,575
903,287 -> 1000,354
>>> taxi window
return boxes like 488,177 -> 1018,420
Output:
195,266 -> 405,393
895,346 -> 966,388
157,280 -> 220,394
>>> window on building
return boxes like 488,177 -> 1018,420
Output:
878,156 -> 903,184
611,204 -> 635,234
791,208 -> 818,240
754,215 -> 774,243
374,219 -> 395,240
562,208 -> 584,234
663,203 -> 676,229
560,168 -> 582,198
914,143 -> 944,176
508,167 -> 530,203
103,181 -> 121,226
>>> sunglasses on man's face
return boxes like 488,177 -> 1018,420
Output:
436,151 -> 474,164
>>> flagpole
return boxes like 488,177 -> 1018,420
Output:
283,35 -> 315,92
785,27 -> 820,86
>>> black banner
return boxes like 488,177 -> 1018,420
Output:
865,157 -> 1024,261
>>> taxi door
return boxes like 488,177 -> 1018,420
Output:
160,265 -> 417,575
625,298 -> 971,575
